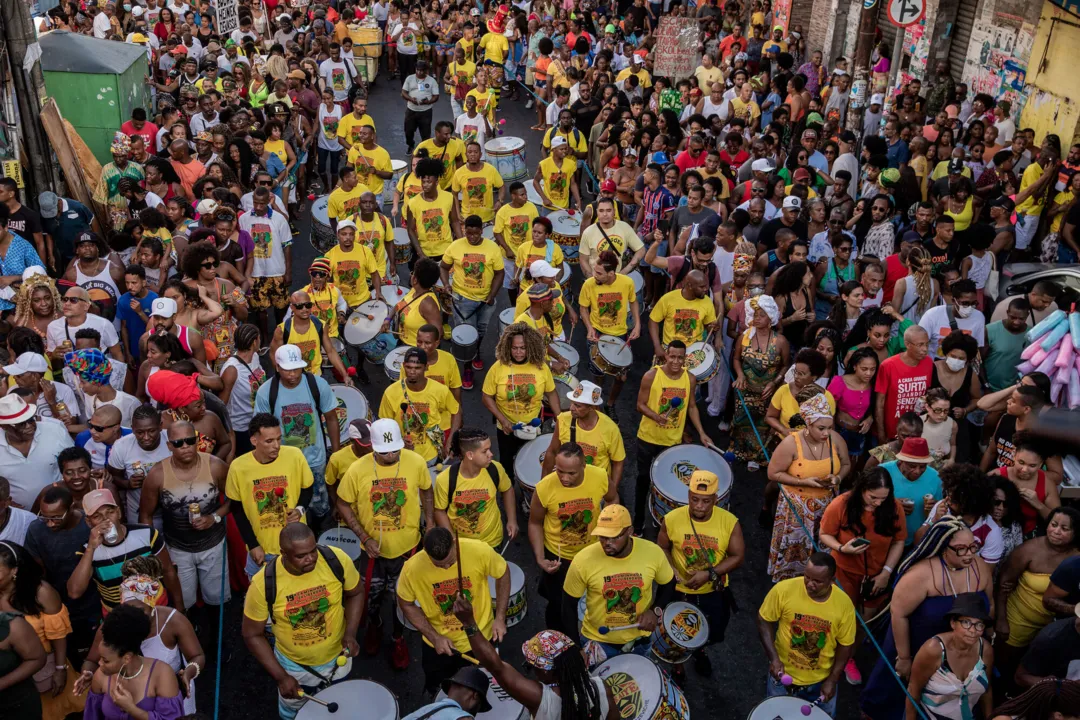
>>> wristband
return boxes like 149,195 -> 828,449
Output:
882,564 -> 893,574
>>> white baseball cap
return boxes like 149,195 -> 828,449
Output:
782,196 -> 802,210
870,93 -> 884,106
529,259 -> 560,279
150,297 -> 178,318
4,352 -> 49,376
131,5 -> 145,16
550,136 -> 567,149
370,418 -> 404,453
196,199 -> 219,216
337,219 -> 357,233
751,158 -> 775,173
275,344 -> 308,371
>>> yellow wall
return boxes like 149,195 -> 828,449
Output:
1020,2 -> 1080,145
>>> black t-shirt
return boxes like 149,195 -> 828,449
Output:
757,217 -> 808,250
1066,202 -> 1080,230
1049,555 -> 1080,605
7,204 -> 43,240
569,98 -> 603,137
1019,617 -> 1080,680
24,517 -> 102,622
626,5 -> 648,31
923,237 -> 959,275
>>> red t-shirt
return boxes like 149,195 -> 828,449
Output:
675,149 -> 708,174
120,120 -> 159,149
882,253 -> 908,304
874,354 -> 933,440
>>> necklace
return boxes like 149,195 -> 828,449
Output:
119,659 -> 146,681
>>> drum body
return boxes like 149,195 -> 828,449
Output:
594,654 -> 690,720
396,600 -> 420,631
392,227 -> 413,265
295,679 -> 398,720
485,137 -> 528,182
451,324 -> 479,362
513,433 -> 551,515
649,601 -> 710,665
591,335 -> 633,376
552,373 -> 580,412
329,385 -> 373,443
549,341 -> 579,376
498,307 -> 517,334
629,269 -> 644,305
318,527 -> 362,561
384,159 -> 407,207
321,337 -> 346,371
549,210 -> 581,263
488,561 -> 527,626
311,196 -> 335,254
383,346 -> 409,381
437,668 -> 528,720
558,261 -> 573,301
747,696 -> 831,719
649,445 -> 733,525
686,342 -> 720,384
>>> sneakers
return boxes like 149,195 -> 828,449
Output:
471,358 -> 484,371
391,635 -> 410,670
363,619 -> 382,656
718,420 -> 731,432
526,99 -> 534,109
843,658 -> 862,685
747,461 -> 760,472
693,651 -> 713,677
462,367 -> 474,390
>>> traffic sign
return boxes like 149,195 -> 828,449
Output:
864,0 -> 878,8
887,0 -> 925,27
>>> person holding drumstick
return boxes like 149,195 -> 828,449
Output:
534,136 -> 582,213
657,470 -> 745,680
541,380 -> 625,496
512,259 -> 577,341
648,269 -> 720,364
392,259 -> 444,348
324,218 -> 383,313
346,125 -> 394,198
578,250 -> 640,414
335,419 -> 433,668
379,348 -> 461,465
514,284 -> 572,373
493,182 -> 540,306
351,191 -> 395,281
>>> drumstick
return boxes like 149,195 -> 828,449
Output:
498,538 -> 511,556
297,691 -> 339,713
450,647 -> 480,665
453,527 -> 464,599
597,622 -> 641,635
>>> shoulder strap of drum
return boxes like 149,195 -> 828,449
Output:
446,462 -> 460,512
264,556 -> 279,623
317,544 -> 346,585
569,416 -> 577,444
268,376 -> 281,415
544,238 -> 555,264
283,318 -> 292,345
303,372 -> 330,444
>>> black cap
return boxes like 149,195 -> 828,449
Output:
947,158 -> 965,175
403,347 -> 428,365
989,195 -> 1015,212
944,592 -> 992,624
838,130 -> 857,145
442,667 -> 492,713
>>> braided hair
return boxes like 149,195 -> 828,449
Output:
992,679 -> 1080,719
234,323 -> 261,353
121,554 -> 164,580
895,516 -> 969,582
553,647 -> 603,720
495,323 -> 547,366
906,245 -> 937,317
449,427 -> 489,458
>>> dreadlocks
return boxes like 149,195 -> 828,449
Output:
895,516 -> 969,581
553,647 -> 602,720
13,272 -> 62,329
992,679 -> 1080,718
906,245 -> 936,317
495,323 -> 547,366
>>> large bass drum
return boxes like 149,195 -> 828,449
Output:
649,444 -> 732,525
310,196 -> 336,254
513,433 -> 551,516
593,654 -> 690,720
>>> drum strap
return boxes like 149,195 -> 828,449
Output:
282,316 -> 324,346
569,417 -> 576,444
410,700 -> 463,720
264,545 -> 345,624
445,462 -> 502,512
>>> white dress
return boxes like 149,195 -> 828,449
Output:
141,608 -> 196,714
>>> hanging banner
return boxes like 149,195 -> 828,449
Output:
773,0 -> 793,34
652,17 -> 699,81
218,0 -> 240,36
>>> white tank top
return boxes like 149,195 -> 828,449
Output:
897,276 -> 941,324
142,608 -> 196,714
75,259 -> 121,308
701,97 -> 726,121
534,677 -> 610,720
966,252 -> 993,289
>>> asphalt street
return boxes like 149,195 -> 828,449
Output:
200,61 -> 870,719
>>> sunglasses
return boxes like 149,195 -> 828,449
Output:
89,422 -> 119,433
293,302 -> 314,309
257,180 -> 273,186
201,260 -> 220,269
310,271 -> 328,278
170,436 -> 199,448
837,245 -> 852,252
992,498 -> 1006,506
63,296 -> 87,304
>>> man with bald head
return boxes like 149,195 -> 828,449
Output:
75,405 -> 128,472
269,290 -> 351,381
648,268 -> 720,361
874,325 -> 933,441
168,137 -> 205,202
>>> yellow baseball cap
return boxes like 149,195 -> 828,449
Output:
689,470 -> 719,496
591,505 -> 632,537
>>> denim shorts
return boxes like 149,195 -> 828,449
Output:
837,427 -> 868,456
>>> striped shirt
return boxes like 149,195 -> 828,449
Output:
78,523 -> 166,612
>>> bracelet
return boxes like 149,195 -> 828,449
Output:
187,661 -> 201,679
55,663 -> 68,670
882,564 -> 893,574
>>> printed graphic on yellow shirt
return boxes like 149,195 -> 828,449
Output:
556,498 -> 596,545
596,291 -> 623,322
322,116 -> 339,139
465,177 -> 487,204
451,487 -> 491,534
461,253 -> 487,290
602,572 -> 644,624
549,170 -> 568,196
433,576 -> 474,628
656,387 -> 687,429
285,585 -> 331,644
679,532 -> 720,572
506,373 -> 538,411
507,215 -> 531,245
422,207 -> 446,236
331,68 -> 346,91
789,613 -> 832,670
251,223 -> 272,258
355,228 -> 383,261
673,308 -> 702,338
576,441 -> 599,465
282,402 -> 317,449
370,476 -> 408,530
295,339 -> 318,370
340,194 -> 363,218
253,475 -> 289,529
334,260 -> 362,294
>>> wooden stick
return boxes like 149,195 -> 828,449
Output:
454,527 -> 464,598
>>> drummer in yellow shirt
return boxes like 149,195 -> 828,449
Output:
540,379 -> 625,488
513,217 -> 564,293
393,154 -> 425,224
578,251 -> 640,408
616,55 -> 652,89
657,470 -> 745,674
324,219 -> 382,309
433,427 -> 517,548
268,291 -> 350,380
378,347 -> 461,464
451,142 -> 504,224
326,166 -> 367,229
648,270 -> 719,360
493,183 -> 540,302
407,158 -> 462,261
301,257 -> 348,339
345,125 -> 394,196
514,284 -> 572,372
562,504 -> 675,660
350,191 -> 394,279
541,110 -> 589,161
416,121 -> 466,190
533,137 -> 581,211
323,418 -> 373,504
335,97 -> 376,151
513,259 -> 573,339
415,324 -> 462,409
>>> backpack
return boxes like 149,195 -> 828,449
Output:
672,257 -> 718,295
282,316 -> 324,345
264,545 -> 345,623
443,462 -> 502,512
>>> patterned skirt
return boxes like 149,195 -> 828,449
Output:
767,487 -> 835,582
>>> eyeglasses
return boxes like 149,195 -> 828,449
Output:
256,180 -> 273,186
837,245 -> 853,252
956,618 -> 986,631
63,296 -> 86,304
170,436 -> 199,448
89,422 -> 120,433
201,260 -> 220,269
947,542 -> 981,556
37,511 -> 68,524
293,302 -> 314,310
310,271 -> 328,278
992,499 -> 1006,506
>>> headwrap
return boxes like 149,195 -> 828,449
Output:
741,295 -> 780,346
799,393 -> 834,423
120,575 -> 162,607
522,630 -> 575,670
65,348 -> 114,386
733,253 -> 754,274
146,370 -> 202,409
13,271 -> 61,329
879,168 -> 901,188
309,257 -> 332,275
111,131 -> 131,155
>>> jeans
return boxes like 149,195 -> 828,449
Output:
451,292 -> 497,338
764,674 -> 838,718
404,108 -> 432,149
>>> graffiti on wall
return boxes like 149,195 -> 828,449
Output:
964,11 -> 1035,121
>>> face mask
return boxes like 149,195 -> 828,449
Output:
945,356 -> 966,372
955,304 -> 974,318
124,4 -> 132,10
749,287 -> 764,297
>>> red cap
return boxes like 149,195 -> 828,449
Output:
792,168 -> 812,182
600,179 -> 616,193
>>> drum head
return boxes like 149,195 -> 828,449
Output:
559,262 -> 571,285
330,384 -> 371,438
393,227 -> 411,246
437,668 -> 526,720
597,335 -> 633,367
652,444 -> 733,507
594,654 -> 664,720
550,211 -> 581,238
499,307 -> 517,326
686,342 -> 717,376
319,527 -> 362,560
485,136 -> 525,153
390,159 -> 407,172
748,696 -> 831,719
384,346 -> 409,375
663,601 -> 710,651
295,680 -> 398,720
549,341 -> 579,366
483,225 -> 495,240
311,196 -> 330,225
629,270 -> 644,294
527,182 -> 544,207
379,285 -> 408,305
452,324 -> 479,344
552,373 -> 579,411
513,434 -> 552,491
488,561 -> 524,597
343,300 -> 388,346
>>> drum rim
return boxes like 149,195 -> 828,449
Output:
485,137 -> 526,150
594,654 -> 666,713
596,336 -> 633,364
513,433 -> 551,488
651,444 -> 733,500
451,324 -> 480,341
297,678 -> 399,718
662,600 -> 710,650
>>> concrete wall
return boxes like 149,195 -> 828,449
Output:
1018,3 -> 1080,144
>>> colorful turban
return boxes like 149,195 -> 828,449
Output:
741,295 -> 780,346
522,630 -> 575,671
879,168 -> 901,188
111,132 -> 131,155
799,393 -> 834,423
309,257 -> 332,275
146,370 -> 202,410
65,348 -> 113,386
733,253 -> 754,274
120,574 -> 162,607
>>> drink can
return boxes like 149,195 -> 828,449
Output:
924,494 -> 934,504
189,503 -> 202,522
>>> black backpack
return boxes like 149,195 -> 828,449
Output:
281,316 -> 323,345
443,462 -> 502,512
672,257 -> 718,295
264,545 -> 345,622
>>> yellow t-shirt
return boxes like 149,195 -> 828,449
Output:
662,505 -> 739,594
397,538 -> 508,652
542,127 -> 588,155
649,289 -> 717,346
564,538 -> 674,645
324,444 -> 364,488
336,112 -> 376,146
494,202 -> 540,256
452,163 -> 504,223
433,461 -> 512,546
930,160 -> 973,182
770,384 -> 837,430
729,97 -> 761,124
424,350 -> 463,425
758,577 -> 858,686
335,449 -> 432,559
446,59 -> 476,95
378,380 -> 460,462
578,274 -> 636,337
349,214 -> 391,276
396,172 -> 425,221
514,287 -> 566,331
327,184 -> 366,221
636,367 -> 691,446
578,221 -> 644,273
514,309 -> 559,344
478,31 -> 509,66
615,67 -> 652,89
464,88 -> 497,124
278,317 -> 322,376
225,447 -> 314,554
554,411 -> 625,473
1016,163 -> 1046,216
243,545 -> 360,666
325,242 -> 378,307
441,237 -> 503,301
407,190 -> 456,258
143,226 -> 174,256
458,37 -> 476,64
482,360 -> 555,425
1052,190 -> 1075,232
513,241 -> 565,291
538,155 -> 578,209
395,289 -> 439,347
303,283 -> 344,339
346,143 -> 393,195
534,465 -> 609,558
416,138 -> 466,189
694,65 -> 723,92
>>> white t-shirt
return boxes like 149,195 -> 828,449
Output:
994,117 -> 1016,143
80,390 -> 141,428
221,355 -> 266,433
918,304 -> 986,357
0,507 -> 36,545
46,314 -> 121,353
392,21 -> 421,56
454,113 -> 489,151
93,12 -> 112,39
238,209 -> 292,278
108,431 -> 172,525
319,58 -> 357,102
31,381 -> 80,423
317,104 -> 344,152
240,192 -> 290,218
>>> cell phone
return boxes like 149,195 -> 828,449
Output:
851,538 -> 872,548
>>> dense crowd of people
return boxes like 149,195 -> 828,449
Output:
2,0 -> 1080,719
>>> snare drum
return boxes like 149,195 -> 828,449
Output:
527,180 -> 545,208
329,384 -> 373,442
384,159 -> 408,207
379,284 -> 409,305
451,324 -> 479,362
594,654 -> 690,720
498,307 -> 517,334
296,679 -> 399,720
558,261 -> 572,293
485,137 -> 528,182
649,444 -> 733,524
310,196 -> 335,254
591,335 -> 633,376
650,601 -> 709,665
549,210 -> 581,263
686,342 -> 720,383
549,341 -> 579,376
383,346 -> 409,381
488,561 -> 527,626
747,696 -> 831,719
513,434 -> 551,515
345,300 -> 397,362
437,668 -> 528,720
318,526 -> 362,561
393,227 -> 413,265
396,600 -> 420,631
629,269 -> 644,305
321,337 -> 347,371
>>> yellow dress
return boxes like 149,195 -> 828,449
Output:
1005,570 -> 1054,647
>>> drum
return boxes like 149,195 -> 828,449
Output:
686,342 -> 720,384
526,181 -> 544,208
343,300 -> 388,347
558,261 -> 573,302
649,444 -> 733,525
747,697 -> 831,719
451,324 -> 479,362
488,561 -> 527,627
384,159 -> 407,207
649,601 -> 709,665
396,600 -> 420,631
498,307 -> 517,334
329,384 -> 373,442
552,372 -> 580,412
383,346 -> 409,381
318,526 -> 362,561
591,335 -> 633,376
392,227 -> 413,265
485,136 -> 528,182
549,210 -> 581,263
513,434 -> 551,515
311,196 -> 335,254
629,269 -> 644,305
436,668 -> 528,720
549,341 -> 579,376
295,679 -> 399,720
593,654 -> 690,720
321,337 -> 347,371
379,284 -> 409,305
